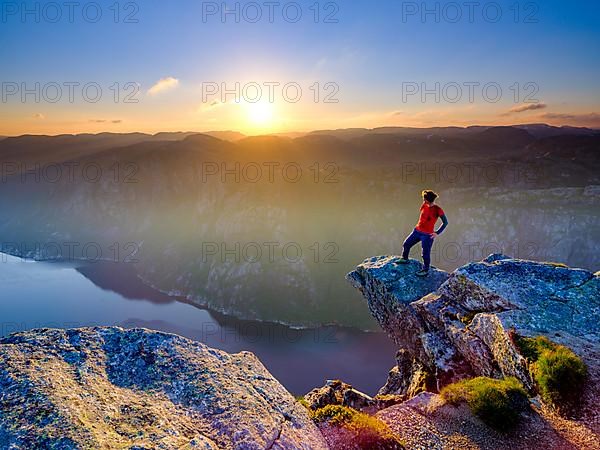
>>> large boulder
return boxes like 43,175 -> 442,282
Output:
347,254 -> 599,395
0,327 -> 328,450
439,254 -> 600,340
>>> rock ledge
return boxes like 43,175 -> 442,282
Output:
347,254 -> 599,395
0,327 -> 327,449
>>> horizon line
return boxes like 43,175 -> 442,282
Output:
2,122 -> 599,139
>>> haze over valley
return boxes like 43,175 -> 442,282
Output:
2,124 -> 598,328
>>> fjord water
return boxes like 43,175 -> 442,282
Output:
0,253 -> 396,395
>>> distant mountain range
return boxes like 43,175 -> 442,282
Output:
307,124 -> 599,140
3,123 -> 597,142
1,124 -> 598,328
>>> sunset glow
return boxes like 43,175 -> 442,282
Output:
246,101 -> 275,131
1,1 -> 599,446
1,0 -> 598,136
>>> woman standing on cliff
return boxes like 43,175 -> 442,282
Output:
397,190 -> 448,276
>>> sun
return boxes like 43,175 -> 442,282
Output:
246,101 -> 274,130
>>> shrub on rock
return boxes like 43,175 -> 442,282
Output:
513,335 -> 587,411
441,376 -> 529,432
312,405 -> 404,449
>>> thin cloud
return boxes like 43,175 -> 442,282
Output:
504,103 -> 547,115
33,113 -> 45,119
148,77 -> 179,95
89,119 -> 122,124
541,112 -> 599,121
538,112 -> 600,127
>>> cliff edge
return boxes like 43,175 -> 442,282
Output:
346,254 -> 599,396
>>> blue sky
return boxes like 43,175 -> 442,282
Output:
1,0 -> 599,134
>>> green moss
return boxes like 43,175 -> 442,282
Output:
513,334 -> 587,410
311,405 -> 404,449
441,377 -> 528,432
295,396 -> 310,409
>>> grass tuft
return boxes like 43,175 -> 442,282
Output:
512,335 -> 555,361
312,404 -> 356,425
513,335 -> 587,410
441,376 -> 528,432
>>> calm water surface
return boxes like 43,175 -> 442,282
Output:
0,253 -> 397,395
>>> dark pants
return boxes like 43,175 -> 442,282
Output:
402,228 -> 434,270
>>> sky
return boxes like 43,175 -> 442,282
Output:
1,0 -> 599,135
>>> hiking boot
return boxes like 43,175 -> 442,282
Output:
416,269 -> 429,277
395,258 -> 409,265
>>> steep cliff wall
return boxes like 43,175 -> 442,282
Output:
347,255 -> 599,396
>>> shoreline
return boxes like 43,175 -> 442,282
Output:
0,250 -> 382,334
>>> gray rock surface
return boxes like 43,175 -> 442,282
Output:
346,256 -> 449,356
440,254 -> 600,340
0,327 -> 328,450
347,254 -> 600,395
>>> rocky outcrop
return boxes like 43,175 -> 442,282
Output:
0,327 -> 328,449
439,254 -> 599,339
347,254 -> 600,395
304,379 -> 375,411
346,256 -> 449,355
